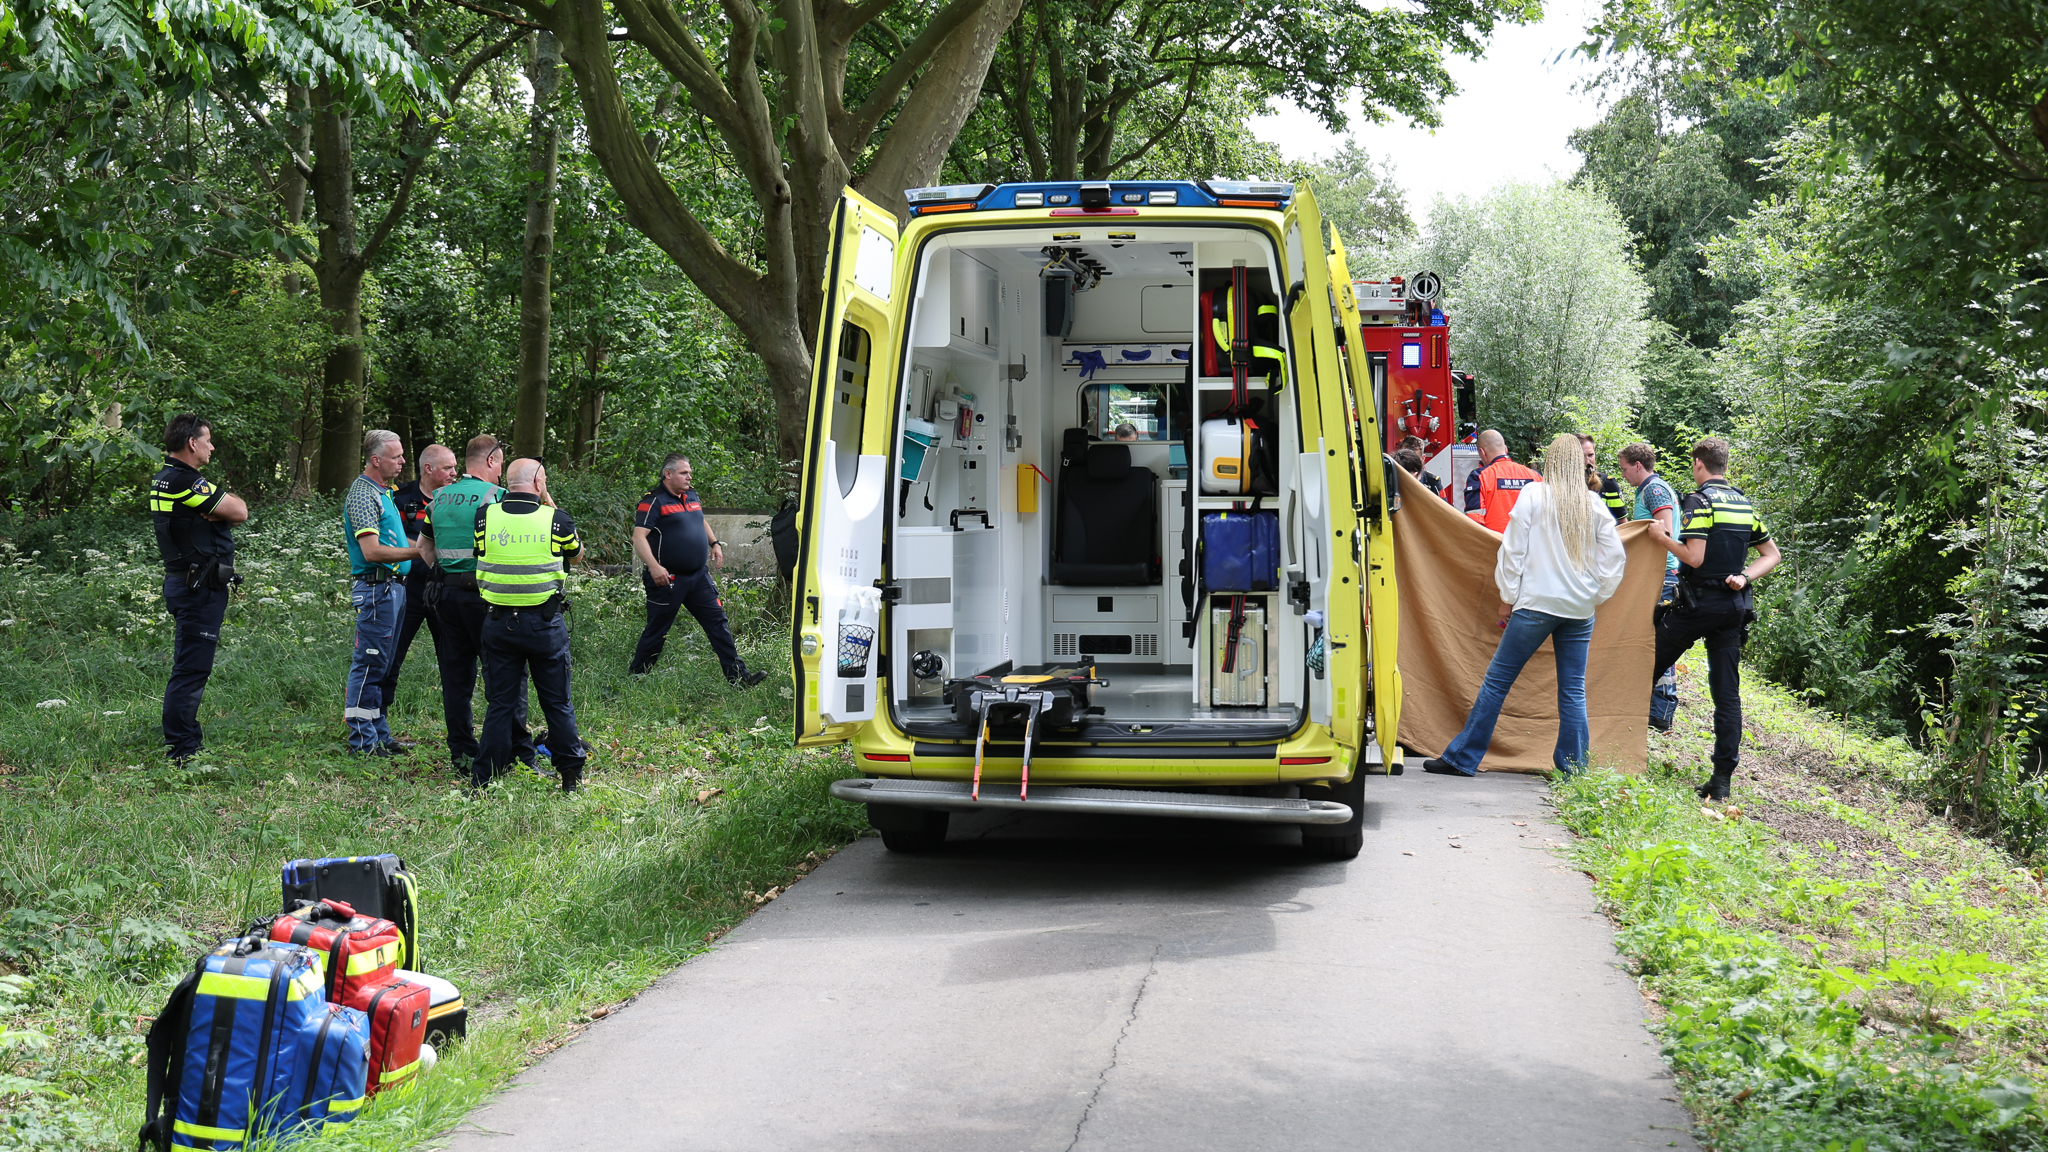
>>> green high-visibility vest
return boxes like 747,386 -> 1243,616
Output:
478,503 -> 564,606
430,475 -> 502,575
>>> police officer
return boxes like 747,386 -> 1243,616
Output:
1463,429 -> 1541,532
628,454 -> 767,686
474,458 -> 586,791
150,414 -> 248,763
343,430 -> 423,755
423,435 -> 532,774
1648,437 -> 1781,801
1577,434 -> 1627,523
377,443 -> 458,723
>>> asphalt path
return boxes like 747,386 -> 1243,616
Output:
445,769 -> 1698,1151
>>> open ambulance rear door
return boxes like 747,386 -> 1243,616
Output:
792,191 -> 900,746
1278,187 -> 1367,753
1325,229 -> 1402,756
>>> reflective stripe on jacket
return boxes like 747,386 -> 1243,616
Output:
1210,286 -> 1285,383
477,503 -> 564,606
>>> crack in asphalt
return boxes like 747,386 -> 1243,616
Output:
1065,944 -> 1161,1152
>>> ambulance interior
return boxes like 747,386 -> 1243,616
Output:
843,226 -> 1328,740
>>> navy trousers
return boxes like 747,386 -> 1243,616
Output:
630,568 -> 742,677
1654,608 -> 1748,778
478,607 -> 585,788
161,575 -> 228,760
436,585 -> 531,769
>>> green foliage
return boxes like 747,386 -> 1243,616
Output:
1570,90 -> 1759,346
1631,323 -> 1729,457
1411,181 -> 1653,458
1921,393 -> 2048,859
0,0 -> 432,351
1746,579 -> 1911,734
1287,141 -> 1414,257
1552,729 -> 2048,1149
961,0 -> 1537,182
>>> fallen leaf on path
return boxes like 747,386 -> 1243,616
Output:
1512,821 -> 1528,826
1401,850 -> 1414,856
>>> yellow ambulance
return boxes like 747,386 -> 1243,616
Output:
790,179 -> 1400,859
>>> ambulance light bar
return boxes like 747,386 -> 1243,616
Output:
904,184 -> 996,214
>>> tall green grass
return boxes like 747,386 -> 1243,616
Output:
0,500 -> 864,1150
1554,670 -> 2048,1150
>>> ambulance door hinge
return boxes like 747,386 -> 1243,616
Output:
1289,580 -> 1310,613
806,595 -> 820,625
875,581 -> 903,604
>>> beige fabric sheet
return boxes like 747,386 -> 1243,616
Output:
1391,466 -> 1663,774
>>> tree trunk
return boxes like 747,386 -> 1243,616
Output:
311,79 -> 366,493
280,83 -> 322,495
514,31 -> 562,461
570,336 -> 606,465
539,0 -> 1021,470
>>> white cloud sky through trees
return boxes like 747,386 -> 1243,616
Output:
1253,0 -> 1609,221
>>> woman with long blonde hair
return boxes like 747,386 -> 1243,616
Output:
1424,433 -> 1628,779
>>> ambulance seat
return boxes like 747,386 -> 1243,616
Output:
1051,437 -> 1157,586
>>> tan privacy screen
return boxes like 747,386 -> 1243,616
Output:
1389,466 -> 1664,774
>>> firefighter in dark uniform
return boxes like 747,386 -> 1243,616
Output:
628,454 -> 767,685
474,458 -> 586,791
1648,437 -> 1782,802
377,443 -> 458,722
149,415 -> 248,762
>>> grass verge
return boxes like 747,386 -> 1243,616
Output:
0,501 -> 868,1150
1554,663 -> 2048,1150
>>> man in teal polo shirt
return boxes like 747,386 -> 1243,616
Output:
344,430 -> 422,754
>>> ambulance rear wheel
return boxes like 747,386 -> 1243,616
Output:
869,805 -> 949,853
1299,772 -> 1365,861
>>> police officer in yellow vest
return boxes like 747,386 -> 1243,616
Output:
1647,437 -> 1781,802
472,458 -> 586,791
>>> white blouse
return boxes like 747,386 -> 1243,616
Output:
1494,481 -> 1628,620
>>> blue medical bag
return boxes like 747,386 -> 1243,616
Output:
1199,509 -> 1279,591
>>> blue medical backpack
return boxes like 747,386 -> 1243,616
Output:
1198,508 -> 1279,592
139,937 -> 370,1151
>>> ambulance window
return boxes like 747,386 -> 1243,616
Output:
831,322 -> 872,496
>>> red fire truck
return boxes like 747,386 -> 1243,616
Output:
1351,273 -> 1477,499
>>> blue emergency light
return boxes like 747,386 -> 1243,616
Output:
902,180 -> 1294,215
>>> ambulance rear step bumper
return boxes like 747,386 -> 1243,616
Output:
830,778 -> 1353,825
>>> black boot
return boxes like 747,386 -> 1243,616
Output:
1695,771 -> 1732,802
558,768 -> 582,793
730,665 -> 768,688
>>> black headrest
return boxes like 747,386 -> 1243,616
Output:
1086,444 -> 1131,481
1061,428 -> 1089,469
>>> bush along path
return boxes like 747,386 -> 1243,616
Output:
1554,663 -> 2048,1151
0,504 -> 867,1151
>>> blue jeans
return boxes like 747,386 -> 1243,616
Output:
1650,572 -> 1680,727
1438,609 -> 1595,777
345,580 -> 405,751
